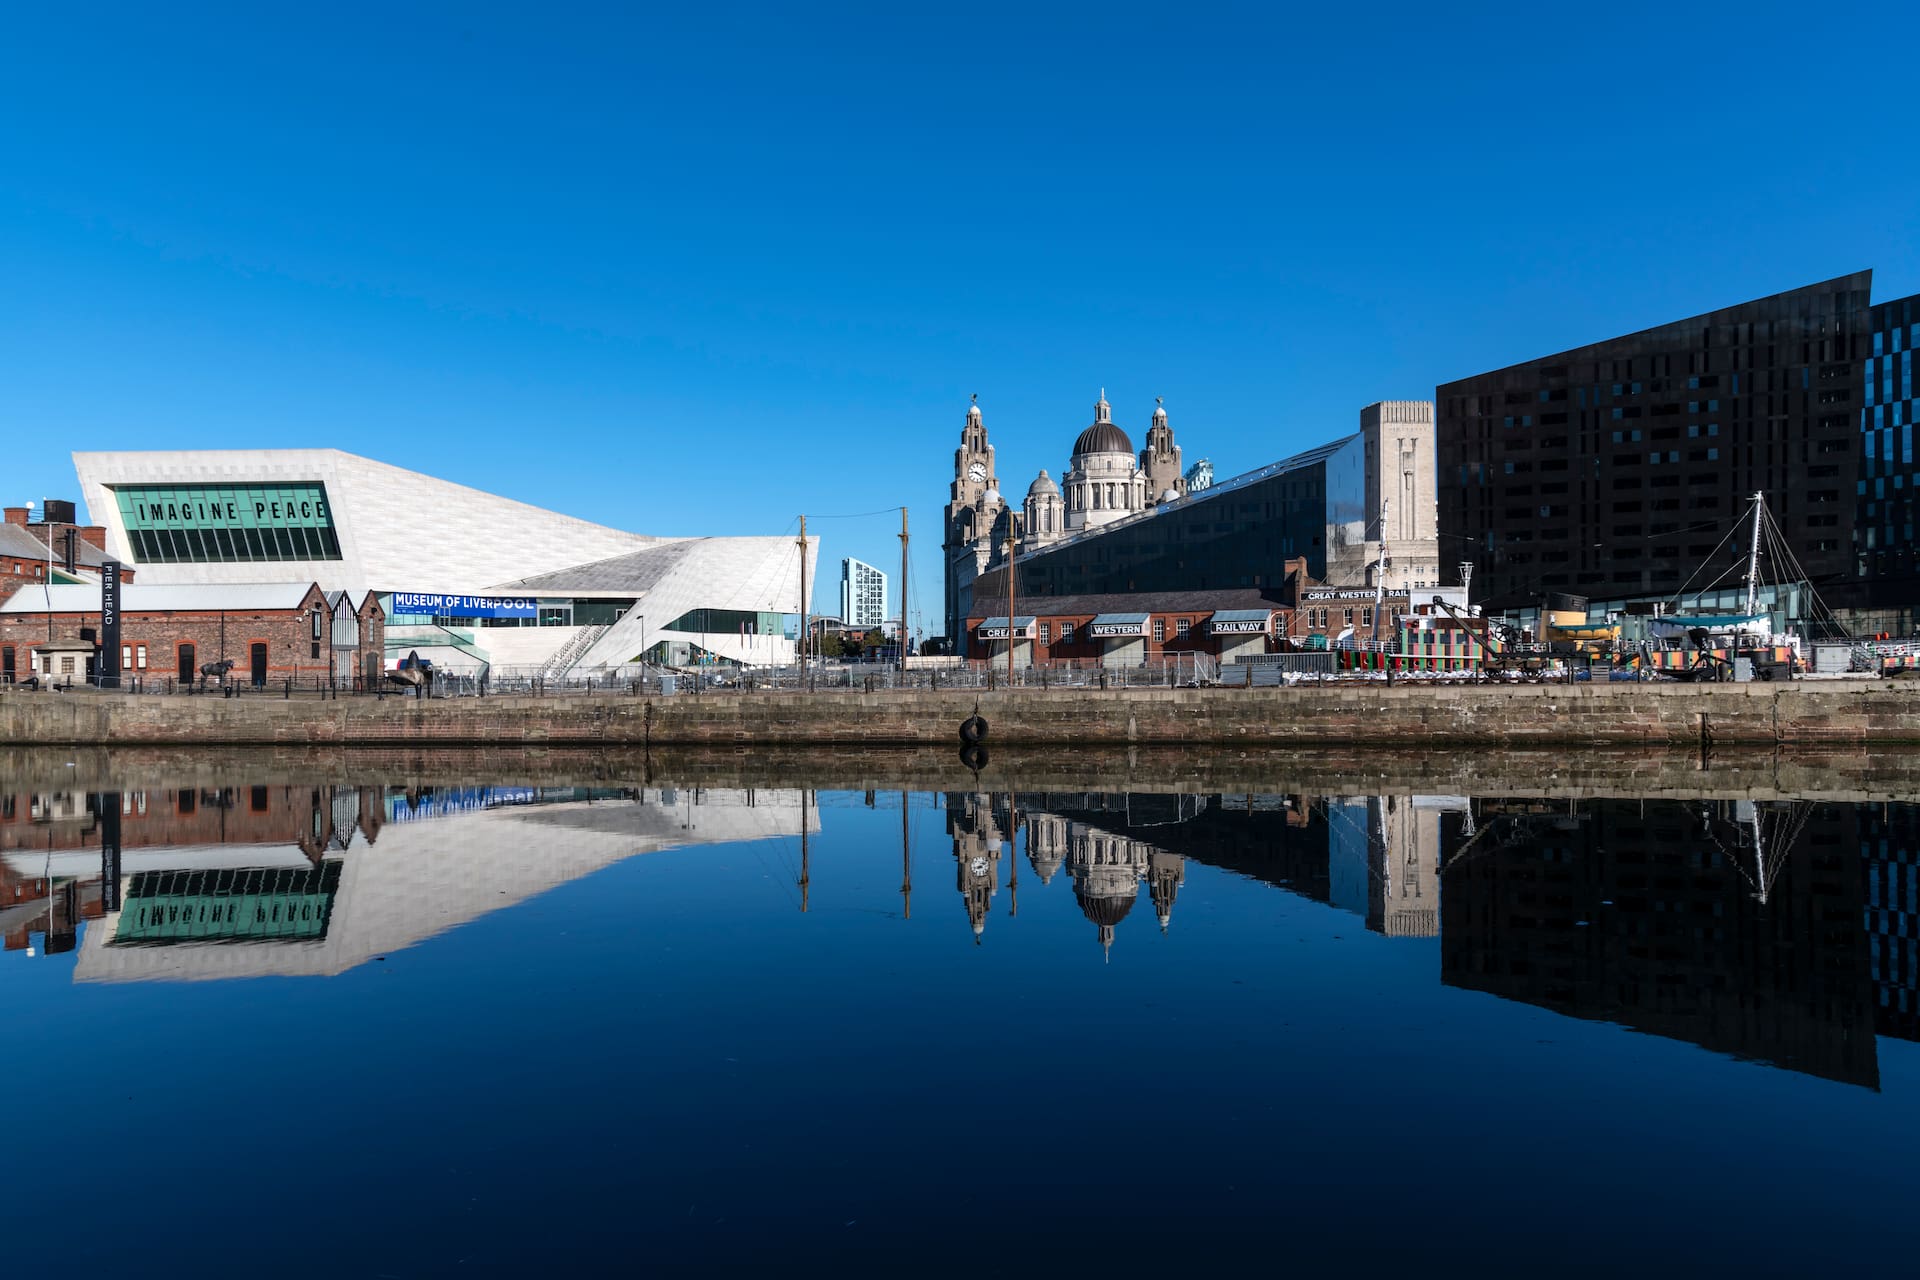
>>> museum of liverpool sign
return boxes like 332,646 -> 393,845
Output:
390,592 -> 539,619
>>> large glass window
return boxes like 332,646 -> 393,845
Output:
111,483 -> 342,564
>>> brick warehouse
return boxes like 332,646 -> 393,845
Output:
0,502 -> 135,607
0,581 -> 384,687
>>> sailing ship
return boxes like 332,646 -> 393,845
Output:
1638,491 -> 1809,681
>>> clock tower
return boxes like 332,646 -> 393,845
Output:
945,396 -> 1001,655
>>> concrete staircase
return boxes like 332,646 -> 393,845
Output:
540,624 -> 610,680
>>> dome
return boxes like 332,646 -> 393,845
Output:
1159,487 -> 1180,503
1074,886 -> 1138,928
1027,469 -> 1059,498
1073,421 -> 1134,457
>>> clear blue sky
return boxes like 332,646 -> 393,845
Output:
4,2 -> 1917,634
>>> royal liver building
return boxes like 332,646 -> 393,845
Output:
943,392 -> 1187,654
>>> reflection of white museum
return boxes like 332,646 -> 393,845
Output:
57,788 -> 818,983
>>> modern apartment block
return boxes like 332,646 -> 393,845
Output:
839,557 -> 887,629
1436,272 -> 1873,616
1860,292 -> 1920,619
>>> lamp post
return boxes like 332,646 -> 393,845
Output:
1005,529 -> 1017,685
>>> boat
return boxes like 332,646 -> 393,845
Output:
1638,492 -> 1807,681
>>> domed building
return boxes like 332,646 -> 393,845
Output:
1024,470 -> 1065,549
943,391 -> 1191,652
1064,393 -> 1148,531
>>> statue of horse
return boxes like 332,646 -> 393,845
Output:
198,658 -> 235,688
385,651 -> 435,696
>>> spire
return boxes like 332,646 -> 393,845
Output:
1095,389 -> 1111,424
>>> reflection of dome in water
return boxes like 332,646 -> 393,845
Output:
1075,886 -> 1138,928
1073,422 -> 1134,456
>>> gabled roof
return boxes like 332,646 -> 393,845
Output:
0,523 -> 117,568
0,582 -> 321,614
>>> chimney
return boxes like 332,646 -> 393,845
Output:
2,508 -> 26,526
77,526 -> 106,550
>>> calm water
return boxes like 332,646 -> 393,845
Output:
4,775 -> 1918,1274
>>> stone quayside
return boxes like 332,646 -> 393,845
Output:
5,681 -> 1920,748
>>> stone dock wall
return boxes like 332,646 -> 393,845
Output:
5,741 -> 1919,804
1,681 -> 1918,749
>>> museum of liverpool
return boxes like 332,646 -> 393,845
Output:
61,448 -> 813,676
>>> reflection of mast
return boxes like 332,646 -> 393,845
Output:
799,789 -> 811,914
900,790 -> 911,920
1702,799 -> 1809,906
1007,793 -> 1018,918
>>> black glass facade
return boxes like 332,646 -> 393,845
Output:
1441,798 -> 1879,1087
1437,273 -> 1872,613
1857,293 -> 1920,615
1860,806 -> 1920,1042
1000,437 -> 1363,599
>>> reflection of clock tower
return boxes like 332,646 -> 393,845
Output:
945,396 -> 1001,656
946,791 -> 1006,944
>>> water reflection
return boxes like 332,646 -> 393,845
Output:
3,780 -> 1916,1089
0,784 -> 814,981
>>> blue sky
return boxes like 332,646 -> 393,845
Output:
4,1 -> 1917,634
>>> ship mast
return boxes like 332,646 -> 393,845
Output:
1743,491 -> 1765,617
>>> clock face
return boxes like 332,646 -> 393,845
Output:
968,462 -> 986,483
969,856 -> 989,876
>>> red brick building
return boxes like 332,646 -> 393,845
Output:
0,504 -> 134,607
1,783 -> 384,952
0,581 -> 384,687
968,588 -> 1292,668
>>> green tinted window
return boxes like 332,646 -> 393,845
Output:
112,483 -> 342,564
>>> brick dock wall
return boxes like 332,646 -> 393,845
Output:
2,681 -> 1918,749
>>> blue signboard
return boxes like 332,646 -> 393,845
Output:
389,592 -> 538,619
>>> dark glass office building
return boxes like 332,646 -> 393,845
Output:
1858,292 -> 1920,620
1437,273 -> 1872,614
986,436 -> 1365,600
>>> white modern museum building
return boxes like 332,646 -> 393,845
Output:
69,448 -> 815,675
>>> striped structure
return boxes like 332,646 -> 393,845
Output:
1643,645 -> 1796,673
1396,621 -> 1487,670
1332,622 -> 1488,671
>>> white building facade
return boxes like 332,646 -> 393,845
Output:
839,557 -> 888,629
69,448 -> 815,675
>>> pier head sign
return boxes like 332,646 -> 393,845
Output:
391,592 -> 538,619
